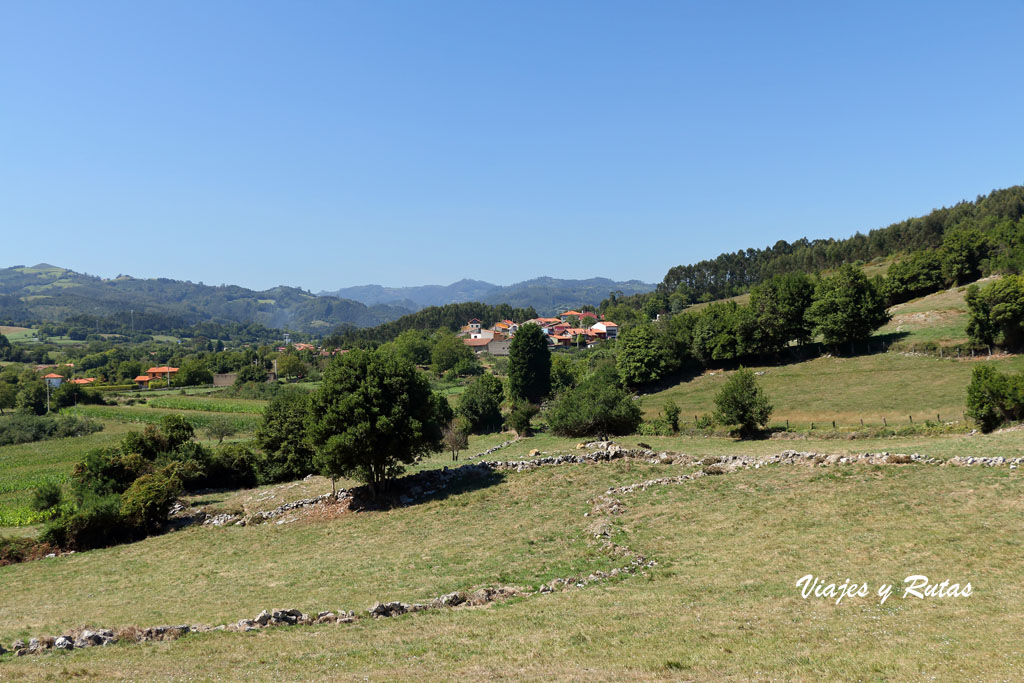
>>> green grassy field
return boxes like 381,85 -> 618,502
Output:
1,459 -> 1021,679
0,325 -> 36,342
643,353 -> 1024,426
878,282 -> 978,347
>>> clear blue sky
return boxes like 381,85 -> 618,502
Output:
3,1 -> 1022,292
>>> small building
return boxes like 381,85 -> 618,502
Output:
463,338 -> 491,354
70,378 -> 96,385
43,373 -> 64,388
486,338 -> 511,356
590,321 -> 619,340
133,375 -> 152,389
212,373 -> 238,387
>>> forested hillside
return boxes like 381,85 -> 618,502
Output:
0,265 -> 409,333
327,302 -> 539,345
608,186 -> 1024,315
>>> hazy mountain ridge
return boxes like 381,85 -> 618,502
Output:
0,264 -> 409,332
0,265 -> 653,332
321,276 -> 655,314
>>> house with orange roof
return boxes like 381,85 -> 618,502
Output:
134,375 -> 153,389
146,366 -> 179,382
43,373 -> 64,388
70,378 -> 96,385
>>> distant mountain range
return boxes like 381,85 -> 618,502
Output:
0,265 -> 653,333
320,277 -> 655,313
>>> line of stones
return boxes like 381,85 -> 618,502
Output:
6,445 -> 1019,658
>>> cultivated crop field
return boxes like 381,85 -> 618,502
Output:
144,395 -> 268,414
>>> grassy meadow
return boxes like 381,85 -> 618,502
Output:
1,460 -> 1021,679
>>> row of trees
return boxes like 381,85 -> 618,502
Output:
615,266 -> 890,387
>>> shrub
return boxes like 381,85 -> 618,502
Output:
966,365 -> 1024,432
0,536 -> 44,566
638,418 -> 673,437
72,449 -> 153,498
31,481 -> 63,513
42,494 -> 134,551
663,400 -> 680,433
547,366 -> 642,437
201,443 -> 259,489
713,368 -> 773,437
508,402 -> 539,437
119,473 -> 183,533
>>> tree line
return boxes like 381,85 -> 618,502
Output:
602,185 -> 1024,316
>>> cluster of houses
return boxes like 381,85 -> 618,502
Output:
460,310 -> 618,356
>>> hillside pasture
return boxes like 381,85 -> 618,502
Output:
643,352 -> 1024,427
0,459 -> 1021,679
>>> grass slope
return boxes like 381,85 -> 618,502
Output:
1,462 -> 1021,679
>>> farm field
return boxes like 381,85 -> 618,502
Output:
1,459 -> 1021,679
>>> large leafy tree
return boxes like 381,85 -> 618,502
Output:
308,348 -> 450,496
174,358 -> 213,387
747,272 -> 815,353
965,275 -> 1024,348
508,323 -> 551,403
805,265 -> 889,351
254,389 -> 315,482
616,324 -> 667,387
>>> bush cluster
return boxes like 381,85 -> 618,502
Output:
39,415 -> 259,551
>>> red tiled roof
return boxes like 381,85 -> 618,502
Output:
562,310 -> 583,317
71,378 -> 96,385
43,373 -> 63,379
146,366 -> 179,374
134,375 -> 151,382
463,338 -> 490,347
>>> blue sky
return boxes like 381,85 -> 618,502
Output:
2,1 -> 1022,292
